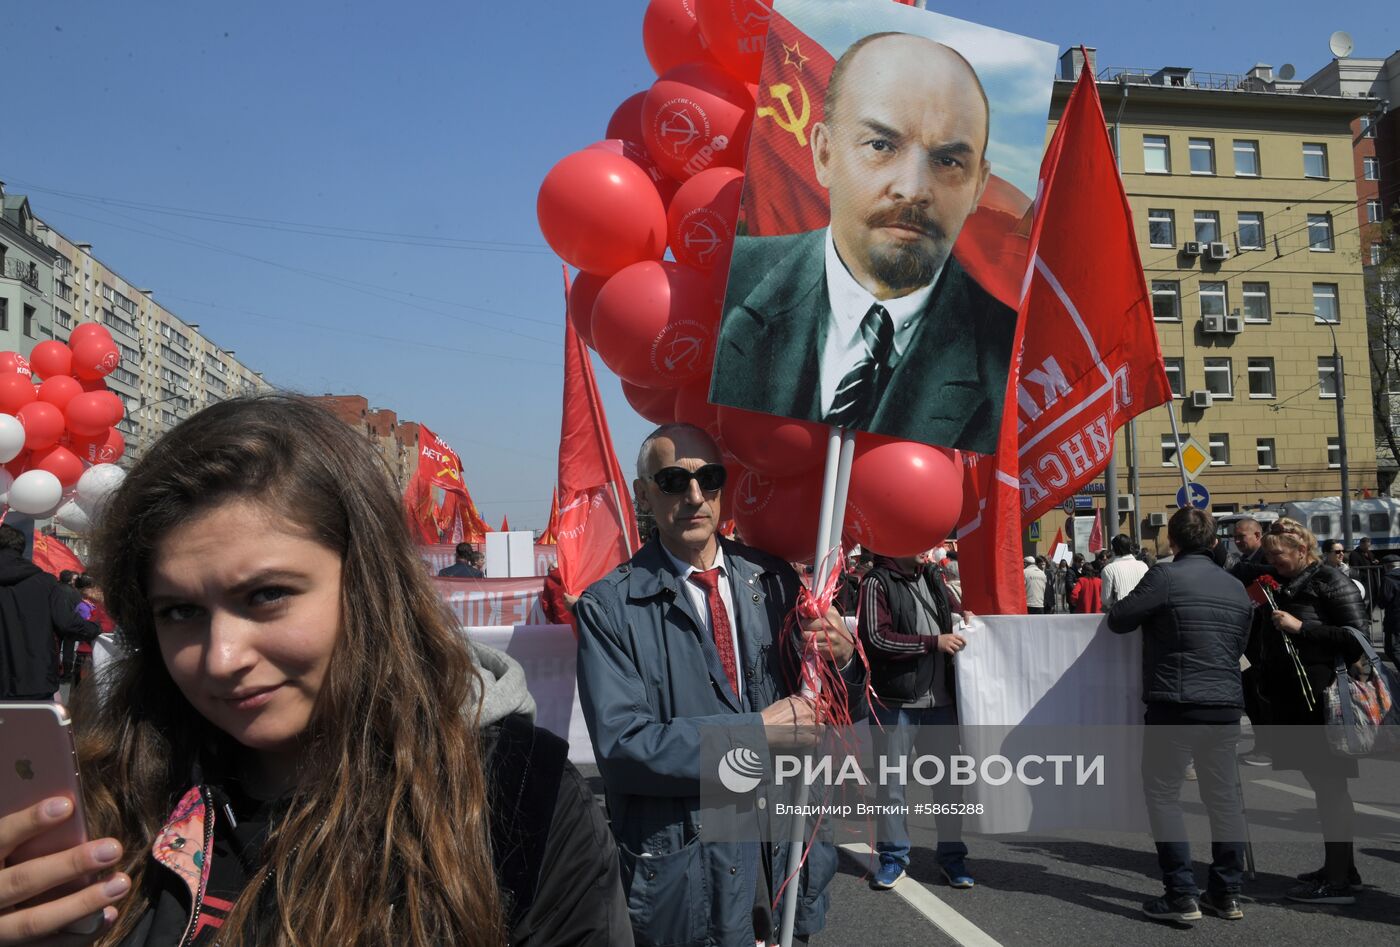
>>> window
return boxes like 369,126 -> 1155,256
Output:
1327,437 -> 1341,469
1194,210 -> 1220,244
1164,357 -> 1185,397
1236,212 -> 1264,250
1318,356 -> 1339,398
1307,213 -> 1334,251
1361,116 -> 1375,138
1312,514 -> 1333,535
1189,138 -> 1216,174
1161,435 -> 1183,466
1204,357 -> 1233,398
1148,208 -> 1176,247
117,341 -> 140,365
1247,357 -> 1275,398
1143,135 -> 1170,173
104,308 -> 139,339
1373,244 -> 1385,266
1370,512 -> 1391,532
1,298 -> 9,331
1242,282 -> 1271,323
1365,156 -> 1380,180
1303,142 -> 1328,179
1256,437 -> 1276,470
1368,200 -> 1384,224
55,309 -> 71,330
23,305 -> 35,338
1233,140 -> 1260,176
111,367 -> 139,387
54,282 -> 72,302
1152,281 -> 1181,321
1313,283 -> 1340,323
1200,281 -> 1227,319
1209,433 -> 1230,466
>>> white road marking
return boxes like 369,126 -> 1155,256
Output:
1254,779 -> 1400,822
839,842 -> 1003,947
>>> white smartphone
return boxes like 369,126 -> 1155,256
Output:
0,702 -> 100,934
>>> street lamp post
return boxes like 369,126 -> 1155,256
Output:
1280,310 -> 1351,550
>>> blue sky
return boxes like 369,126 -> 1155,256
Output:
5,1 -> 1395,529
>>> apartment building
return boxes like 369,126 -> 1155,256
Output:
313,394 -> 421,489
0,183 -> 59,357
1036,51 -> 1379,553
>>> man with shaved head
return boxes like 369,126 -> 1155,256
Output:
711,32 -> 1016,453
575,423 -> 865,945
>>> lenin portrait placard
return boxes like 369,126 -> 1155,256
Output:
708,0 -> 1057,453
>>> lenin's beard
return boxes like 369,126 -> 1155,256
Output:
865,205 -> 953,295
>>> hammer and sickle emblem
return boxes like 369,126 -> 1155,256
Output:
437,466 -> 460,482
756,81 -> 811,147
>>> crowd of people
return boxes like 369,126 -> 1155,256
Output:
0,403 -> 1391,944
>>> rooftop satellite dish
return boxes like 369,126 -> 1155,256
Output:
1278,63 -> 1296,80
1329,30 -> 1354,58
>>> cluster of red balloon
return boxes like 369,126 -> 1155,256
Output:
535,0 -> 962,560
0,325 -> 128,528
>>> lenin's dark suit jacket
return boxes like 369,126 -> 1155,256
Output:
709,228 -> 1017,454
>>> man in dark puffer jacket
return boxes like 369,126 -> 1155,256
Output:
1108,508 -> 1253,924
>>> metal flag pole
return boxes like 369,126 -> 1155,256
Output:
1164,399 -> 1191,495
779,425 -> 857,947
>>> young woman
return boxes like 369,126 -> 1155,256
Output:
0,396 -> 629,945
1260,518 -> 1367,905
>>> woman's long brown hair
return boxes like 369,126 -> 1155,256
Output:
75,395 -> 505,945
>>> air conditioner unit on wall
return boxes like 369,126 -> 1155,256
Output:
1208,241 -> 1231,261
1148,512 -> 1168,527
1117,495 -> 1135,513
1223,314 -> 1244,334
1202,313 -> 1225,333
1190,390 -> 1213,409
1182,241 -> 1203,256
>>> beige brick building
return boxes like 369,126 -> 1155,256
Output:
1035,53 -> 1380,554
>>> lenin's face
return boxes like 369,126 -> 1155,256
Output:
812,36 -> 991,300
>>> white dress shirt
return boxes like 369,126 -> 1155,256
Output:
663,543 -> 744,702
1100,554 -> 1150,608
818,228 -> 942,417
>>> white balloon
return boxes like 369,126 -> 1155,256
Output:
0,414 -> 23,464
0,469 -> 12,507
8,470 -> 63,516
54,500 -> 91,534
75,464 -> 126,515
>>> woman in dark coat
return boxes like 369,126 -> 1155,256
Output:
1260,518 -> 1368,905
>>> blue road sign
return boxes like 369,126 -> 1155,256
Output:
1074,496 -> 1094,512
1176,482 -> 1211,510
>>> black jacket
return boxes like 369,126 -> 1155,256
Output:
857,557 -> 956,705
1106,548 -> 1252,708
1265,562 -> 1368,726
0,551 -> 100,698
438,562 -> 485,579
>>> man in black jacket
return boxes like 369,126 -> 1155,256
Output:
1107,508 -> 1253,923
438,543 -> 485,578
857,551 -> 973,892
0,525 -> 101,700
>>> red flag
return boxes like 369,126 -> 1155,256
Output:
538,489 -> 560,545
958,59 -> 1170,613
1050,526 -> 1066,551
557,269 -> 640,596
500,514 -> 511,532
31,532 -> 84,577
1087,509 -> 1104,554
406,426 -> 491,543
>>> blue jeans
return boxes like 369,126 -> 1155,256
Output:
872,703 -> 968,868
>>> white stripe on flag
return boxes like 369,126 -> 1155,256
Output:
1034,257 -> 1111,385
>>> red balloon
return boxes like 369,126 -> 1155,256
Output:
843,438 -> 963,557
695,0 -> 772,83
67,323 -> 113,347
584,139 -> 679,210
0,373 -> 38,414
642,63 -> 753,181
28,341 -> 73,380
716,452 -> 748,525
592,261 -> 719,388
606,91 -> 648,143
37,375 -> 84,412
78,376 -> 109,393
0,353 -> 31,378
16,402 -> 66,451
621,380 -> 678,425
567,272 -> 607,348
31,445 -> 84,490
537,149 -> 667,276
69,427 -> 125,466
643,0 -> 716,76
717,405 -> 827,477
95,391 -> 125,426
3,453 -> 29,478
70,336 -> 121,380
667,167 -> 744,270
674,379 -> 722,447
65,392 -> 112,437
731,467 -> 824,562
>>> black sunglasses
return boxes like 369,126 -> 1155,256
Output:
651,464 -> 727,496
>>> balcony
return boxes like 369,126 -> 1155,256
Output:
2,258 -> 39,290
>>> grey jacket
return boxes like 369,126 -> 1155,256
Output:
575,537 -> 864,947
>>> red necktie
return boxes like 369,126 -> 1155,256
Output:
689,568 -> 740,697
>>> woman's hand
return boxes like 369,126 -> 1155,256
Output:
0,798 -> 127,946
1271,610 -> 1303,635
